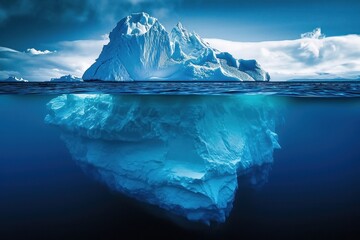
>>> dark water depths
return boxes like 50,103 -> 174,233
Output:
1,82 -> 360,239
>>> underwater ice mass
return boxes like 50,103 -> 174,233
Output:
45,94 -> 280,224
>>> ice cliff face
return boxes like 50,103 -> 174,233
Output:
45,94 -> 280,224
83,12 -> 270,81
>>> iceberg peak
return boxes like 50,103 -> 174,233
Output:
172,22 -> 189,39
176,22 -> 184,30
115,12 -> 160,36
171,22 -> 210,58
301,27 -> 325,39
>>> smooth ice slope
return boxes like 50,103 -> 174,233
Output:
83,12 -> 270,81
45,94 -> 280,224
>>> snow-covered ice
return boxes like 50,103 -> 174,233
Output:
45,94 -> 280,224
83,12 -> 270,81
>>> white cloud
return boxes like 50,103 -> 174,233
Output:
206,29 -> 360,80
26,48 -> 53,55
301,28 -> 325,39
0,46 -> 18,53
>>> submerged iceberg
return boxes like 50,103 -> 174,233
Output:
45,94 -> 280,224
83,12 -> 270,81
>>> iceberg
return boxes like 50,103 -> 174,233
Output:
45,94 -> 280,224
50,74 -> 82,82
83,12 -> 270,81
0,76 -> 28,82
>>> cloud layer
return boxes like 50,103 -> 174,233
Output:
0,37 -> 108,81
206,29 -> 360,80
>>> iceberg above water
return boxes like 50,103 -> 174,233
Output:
45,94 -> 280,224
83,12 -> 270,81
0,76 -> 28,82
50,74 -> 82,82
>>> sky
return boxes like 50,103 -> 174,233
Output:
0,0 -> 360,81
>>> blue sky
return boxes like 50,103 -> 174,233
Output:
0,0 -> 360,81
0,0 -> 359,50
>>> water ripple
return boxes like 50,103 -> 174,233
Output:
0,81 -> 360,97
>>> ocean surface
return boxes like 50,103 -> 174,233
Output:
1,81 -> 360,97
1,81 -> 360,240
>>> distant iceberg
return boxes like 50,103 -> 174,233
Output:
83,12 -> 270,81
50,74 -> 82,82
46,94 -> 280,224
0,76 -> 28,82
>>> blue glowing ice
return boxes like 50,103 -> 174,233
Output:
45,94 -> 280,224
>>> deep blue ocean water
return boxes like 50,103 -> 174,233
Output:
1,82 -> 360,239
